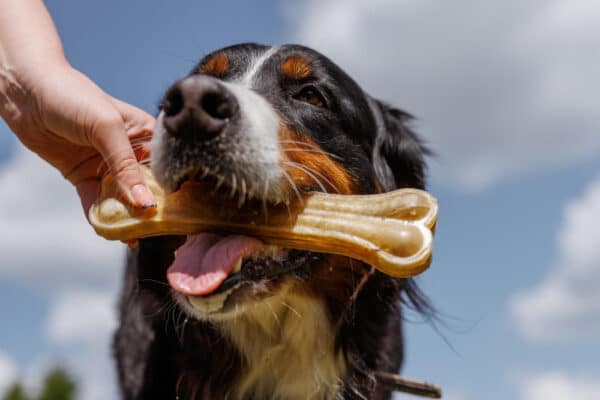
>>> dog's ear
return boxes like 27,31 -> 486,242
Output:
370,99 -> 428,191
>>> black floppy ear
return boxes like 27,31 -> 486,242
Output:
370,99 -> 428,191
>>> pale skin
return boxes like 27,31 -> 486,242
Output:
0,0 -> 156,220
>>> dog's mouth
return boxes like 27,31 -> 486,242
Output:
167,234 -> 320,297
165,174 -> 321,299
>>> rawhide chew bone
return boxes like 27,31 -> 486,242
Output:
89,166 -> 438,277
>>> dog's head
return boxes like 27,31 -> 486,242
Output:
149,43 -> 427,323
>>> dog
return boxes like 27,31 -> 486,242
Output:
114,43 -> 431,400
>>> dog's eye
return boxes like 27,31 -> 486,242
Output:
294,87 -> 326,108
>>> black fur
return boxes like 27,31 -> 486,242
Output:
114,43 -> 430,399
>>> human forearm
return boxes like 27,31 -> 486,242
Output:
0,0 -> 67,71
0,0 -> 156,213
0,0 -> 68,124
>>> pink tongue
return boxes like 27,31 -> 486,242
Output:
167,233 -> 264,296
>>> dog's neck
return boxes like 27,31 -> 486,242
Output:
216,289 -> 347,400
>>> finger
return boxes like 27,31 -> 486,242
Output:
109,97 -> 155,163
89,117 -> 156,209
109,97 -> 156,135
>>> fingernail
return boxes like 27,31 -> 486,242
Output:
131,184 -> 156,208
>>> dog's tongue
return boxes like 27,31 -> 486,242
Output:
167,233 -> 264,296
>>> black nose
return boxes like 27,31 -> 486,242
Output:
161,76 -> 237,140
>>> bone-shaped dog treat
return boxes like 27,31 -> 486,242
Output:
89,166 -> 438,277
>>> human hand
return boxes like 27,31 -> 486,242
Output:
1,62 -> 156,215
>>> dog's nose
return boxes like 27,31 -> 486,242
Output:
161,76 -> 237,140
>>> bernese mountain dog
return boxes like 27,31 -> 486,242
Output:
114,43 -> 432,400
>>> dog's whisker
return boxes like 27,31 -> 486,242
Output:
139,278 -> 171,287
265,301 -> 281,329
279,169 -> 301,218
278,140 -> 328,150
280,169 -> 303,203
283,161 -> 327,193
163,301 -> 177,336
175,310 -> 188,345
172,307 -> 182,338
279,148 -> 344,161
285,160 -> 341,193
278,141 -> 343,161
280,301 -> 302,319
282,160 -> 337,195
141,298 -> 172,319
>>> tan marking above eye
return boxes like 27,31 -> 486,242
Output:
281,55 -> 313,80
200,52 -> 229,77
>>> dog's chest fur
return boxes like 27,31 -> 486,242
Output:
219,290 -> 346,400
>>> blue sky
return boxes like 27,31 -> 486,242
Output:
1,1 -> 599,399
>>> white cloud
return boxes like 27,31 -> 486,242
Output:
510,176 -> 600,340
287,0 -> 600,189
46,291 -> 117,345
0,146 -> 124,289
0,131 -> 123,399
44,291 -> 119,400
520,372 -> 600,400
0,352 -> 18,394
3,290 -> 120,400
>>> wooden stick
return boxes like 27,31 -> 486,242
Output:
375,371 -> 442,398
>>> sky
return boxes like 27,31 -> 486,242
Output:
1,1 -> 599,399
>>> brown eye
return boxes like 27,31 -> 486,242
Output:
294,87 -> 326,108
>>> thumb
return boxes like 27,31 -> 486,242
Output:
90,117 -> 156,208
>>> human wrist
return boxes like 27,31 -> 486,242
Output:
0,54 -> 29,128
1,56 -> 64,126
0,0 -> 68,122
0,0 -> 66,67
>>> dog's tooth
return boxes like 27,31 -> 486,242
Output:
268,246 -> 279,258
215,175 -> 225,190
232,258 -> 243,273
